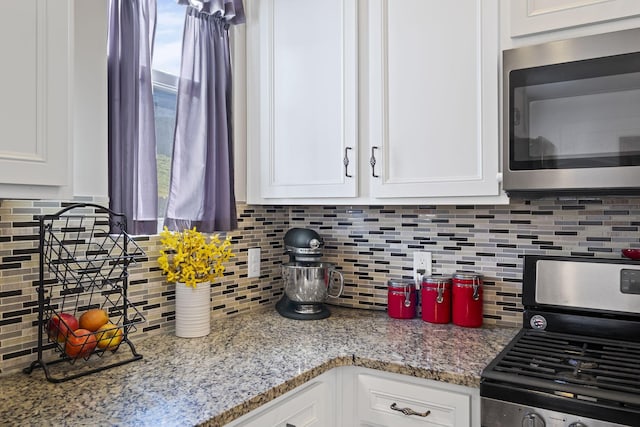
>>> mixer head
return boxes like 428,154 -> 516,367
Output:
284,228 -> 324,262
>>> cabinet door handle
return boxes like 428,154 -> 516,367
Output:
344,146 -> 353,178
390,402 -> 431,418
370,146 -> 379,178
285,424 -> 296,427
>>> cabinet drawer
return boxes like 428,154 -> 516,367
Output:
356,374 -> 471,427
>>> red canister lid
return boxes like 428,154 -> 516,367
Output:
387,279 -> 415,289
453,272 -> 482,284
422,275 -> 451,289
453,271 -> 481,279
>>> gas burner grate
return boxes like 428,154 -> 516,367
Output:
483,329 -> 640,408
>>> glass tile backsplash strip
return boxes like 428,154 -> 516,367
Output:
286,198 -> 640,326
1,196 -> 639,374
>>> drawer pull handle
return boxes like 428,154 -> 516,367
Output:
390,402 -> 431,417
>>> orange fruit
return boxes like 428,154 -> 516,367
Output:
65,329 -> 97,359
79,308 -> 109,332
95,323 -> 123,350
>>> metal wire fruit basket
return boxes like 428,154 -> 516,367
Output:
24,203 -> 146,382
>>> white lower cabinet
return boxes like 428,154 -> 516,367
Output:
228,369 -> 337,427
227,367 -> 479,427
347,367 -> 479,427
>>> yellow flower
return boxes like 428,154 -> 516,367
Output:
157,226 -> 235,288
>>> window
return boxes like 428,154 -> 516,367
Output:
152,70 -> 178,217
153,0 -> 184,221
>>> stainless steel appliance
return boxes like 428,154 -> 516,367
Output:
481,256 -> 640,426
503,28 -> 640,196
276,228 -> 344,320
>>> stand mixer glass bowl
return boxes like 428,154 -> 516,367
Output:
281,262 -> 344,314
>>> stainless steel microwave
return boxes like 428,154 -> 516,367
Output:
503,28 -> 640,197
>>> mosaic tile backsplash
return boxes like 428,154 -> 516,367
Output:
1,196 -> 639,375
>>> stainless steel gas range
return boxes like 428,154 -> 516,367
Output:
481,256 -> 640,427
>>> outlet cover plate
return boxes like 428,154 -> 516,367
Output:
248,247 -> 260,278
413,251 -> 432,283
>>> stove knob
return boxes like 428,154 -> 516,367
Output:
522,412 -> 545,427
568,423 -> 587,427
530,314 -> 547,330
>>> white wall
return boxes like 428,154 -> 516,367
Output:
232,24 -> 247,202
73,0 -> 109,198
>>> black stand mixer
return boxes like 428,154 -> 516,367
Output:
276,228 -> 344,320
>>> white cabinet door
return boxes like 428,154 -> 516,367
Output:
368,0 -> 500,200
228,371 -> 336,427
256,0 -> 358,199
0,0 -> 71,191
510,0 -> 640,37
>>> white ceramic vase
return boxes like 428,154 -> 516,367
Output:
175,281 -> 211,338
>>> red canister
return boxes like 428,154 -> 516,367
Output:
421,275 -> 451,324
387,279 -> 417,319
452,272 -> 483,328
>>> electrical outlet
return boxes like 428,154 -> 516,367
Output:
248,247 -> 260,278
413,251 -> 432,284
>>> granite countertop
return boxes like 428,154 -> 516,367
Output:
0,306 -> 518,426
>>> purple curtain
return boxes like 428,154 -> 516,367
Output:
164,1 -> 244,232
108,0 -> 158,235
176,0 -> 244,23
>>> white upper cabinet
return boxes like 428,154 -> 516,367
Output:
368,0 -> 500,199
510,0 -> 640,38
0,0 -> 72,197
254,0 -> 358,199
246,0 -> 505,205
0,0 -> 108,200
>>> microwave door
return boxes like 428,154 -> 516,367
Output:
503,27 -> 640,196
